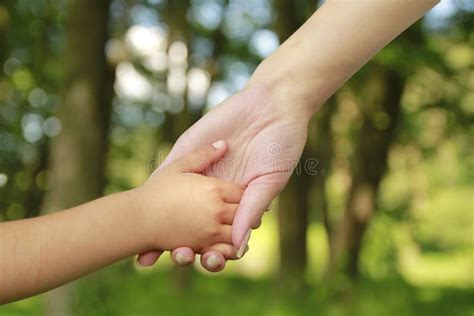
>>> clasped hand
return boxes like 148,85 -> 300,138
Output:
138,83 -> 309,272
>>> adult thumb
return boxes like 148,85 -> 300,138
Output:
232,175 -> 282,249
232,174 -> 285,256
170,140 -> 227,173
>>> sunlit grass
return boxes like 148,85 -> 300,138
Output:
2,264 -> 473,316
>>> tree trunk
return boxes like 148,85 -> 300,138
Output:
0,2 -> 8,64
278,150 -> 310,293
329,65 -> 405,279
311,100 -> 336,256
274,0 -> 319,294
161,0 -> 192,143
24,2 -> 55,219
161,0 -> 196,293
278,100 -> 335,292
41,1 -> 111,315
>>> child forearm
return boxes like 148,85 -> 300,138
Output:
0,191 -> 144,304
0,141 -> 242,304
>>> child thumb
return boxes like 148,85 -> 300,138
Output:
171,140 -> 227,173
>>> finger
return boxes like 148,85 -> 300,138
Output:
170,140 -> 227,173
151,143 -> 190,176
220,204 -> 238,225
202,243 -> 243,260
151,130 -> 210,175
136,250 -> 163,267
216,225 -> 232,244
200,251 -> 226,272
217,225 -> 233,244
265,201 -> 273,211
170,247 -> 196,266
251,217 -> 262,229
232,174 -> 287,252
221,182 -> 245,203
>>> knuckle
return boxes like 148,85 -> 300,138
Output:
207,181 -> 222,197
223,248 -> 233,258
233,184 -> 244,193
211,180 -> 222,192
214,207 -> 227,223
212,207 -> 222,221
204,222 -> 220,238
211,225 -> 223,240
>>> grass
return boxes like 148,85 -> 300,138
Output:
2,261 -> 473,316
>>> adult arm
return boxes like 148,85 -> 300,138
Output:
250,0 -> 439,118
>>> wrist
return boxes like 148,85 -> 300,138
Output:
247,60 -> 320,123
122,188 -> 158,252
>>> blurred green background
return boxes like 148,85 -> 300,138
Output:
0,0 -> 473,315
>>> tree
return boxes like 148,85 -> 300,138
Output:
274,0 -> 318,293
329,64 -> 405,279
161,0 -> 195,292
0,2 -> 8,63
41,1 -> 112,314
23,2 -> 57,219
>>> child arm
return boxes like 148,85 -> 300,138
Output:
0,191 -> 142,304
0,140 -> 242,304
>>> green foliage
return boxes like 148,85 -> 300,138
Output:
1,262 -> 473,316
360,215 -> 398,280
0,0 -> 473,313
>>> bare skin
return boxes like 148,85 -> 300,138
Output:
0,141 -> 243,304
137,0 -> 440,271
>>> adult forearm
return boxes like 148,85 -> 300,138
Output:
249,0 -> 439,118
0,192 -> 143,304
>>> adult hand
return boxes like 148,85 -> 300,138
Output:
137,83 -> 309,271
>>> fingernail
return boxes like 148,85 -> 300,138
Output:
237,229 -> 252,258
206,254 -> 221,269
212,140 -> 225,149
175,253 -> 191,266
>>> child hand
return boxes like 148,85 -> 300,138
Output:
129,140 -> 244,253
